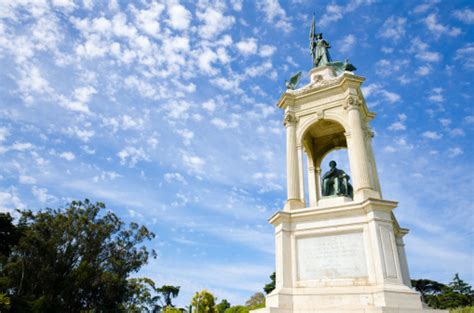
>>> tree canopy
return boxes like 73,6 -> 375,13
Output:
412,274 -> 473,310
192,290 -> 216,313
0,199 -> 158,312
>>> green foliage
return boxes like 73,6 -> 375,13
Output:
450,307 -> 474,313
163,306 -> 182,313
157,285 -> 181,307
0,199 -> 158,312
245,292 -> 265,307
216,299 -> 231,313
412,274 -> 473,310
225,305 -> 249,313
192,290 -> 217,313
263,272 -> 275,294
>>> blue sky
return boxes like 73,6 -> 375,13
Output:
0,0 -> 473,307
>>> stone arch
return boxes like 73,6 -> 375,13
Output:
297,111 -> 348,146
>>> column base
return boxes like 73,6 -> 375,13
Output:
252,307 -> 447,313
284,199 -> 305,210
252,286 -> 447,313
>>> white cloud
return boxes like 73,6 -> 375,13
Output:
0,187 -> 26,213
236,38 -> 258,55
464,115 -> 474,124
259,45 -> 276,57
196,6 -> 235,39
424,13 -> 461,37
64,126 -> 95,142
256,0 -> 292,32
32,186 -> 56,203
59,151 -> 76,161
449,128 -> 465,137
74,86 -> 96,103
0,127 -> 9,142
337,34 -> 356,54
117,146 -> 149,167
167,3 -> 192,31
439,118 -> 451,127
198,48 -> 219,75
416,51 -> 441,62
176,128 -> 194,145
388,122 -> 405,131
416,65 -> 431,76
202,100 -> 216,113
455,43 -> 474,70
229,0 -> 243,11
452,8 -> 474,24
422,131 -> 442,140
448,147 -> 463,157
211,114 -> 239,129
428,87 -> 444,102
319,0 -> 374,26
379,16 -> 407,41
164,172 -> 187,185
412,0 -> 440,14
133,2 -> 165,36
182,154 -> 205,173
17,65 -> 53,104
361,83 -> 400,104
11,142 -> 34,152
388,114 -> 407,131
19,175 -> 36,184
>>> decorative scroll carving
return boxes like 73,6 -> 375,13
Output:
366,128 -> 375,138
343,96 -> 361,111
283,112 -> 298,126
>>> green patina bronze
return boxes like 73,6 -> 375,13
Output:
309,15 -> 357,72
285,71 -> 302,90
309,14 -> 332,68
321,160 -> 353,198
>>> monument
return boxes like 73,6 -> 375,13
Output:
252,17 -> 447,313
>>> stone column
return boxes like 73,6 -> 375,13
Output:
345,97 -> 375,200
284,112 -> 304,210
366,128 -> 382,198
307,163 -> 317,207
315,167 -> 322,203
297,145 -> 305,205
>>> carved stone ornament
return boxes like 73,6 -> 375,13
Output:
316,110 -> 324,121
366,128 -> 375,138
283,112 -> 298,126
343,96 -> 361,111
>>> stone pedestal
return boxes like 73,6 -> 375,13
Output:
252,198 -> 447,313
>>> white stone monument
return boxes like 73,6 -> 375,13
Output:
252,23 -> 446,313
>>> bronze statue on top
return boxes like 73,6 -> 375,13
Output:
309,15 -> 356,72
321,160 -> 353,198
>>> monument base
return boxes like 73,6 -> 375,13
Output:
252,199 -> 447,313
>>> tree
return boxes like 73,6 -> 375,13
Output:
411,278 -> 446,304
216,299 -> 231,313
224,305 -> 248,313
263,272 -> 275,294
412,274 -> 473,310
191,290 -> 216,313
245,292 -> 265,308
0,199 -> 157,312
0,213 -> 21,311
157,285 -> 180,308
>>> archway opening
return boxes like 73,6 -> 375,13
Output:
301,119 -> 350,206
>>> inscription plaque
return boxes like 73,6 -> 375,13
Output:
296,232 -> 368,280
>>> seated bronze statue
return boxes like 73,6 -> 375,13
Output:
321,160 -> 353,198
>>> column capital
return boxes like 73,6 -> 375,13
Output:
366,127 -> 375,138
283,111 -> 298,127
343,96 -> 362,111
